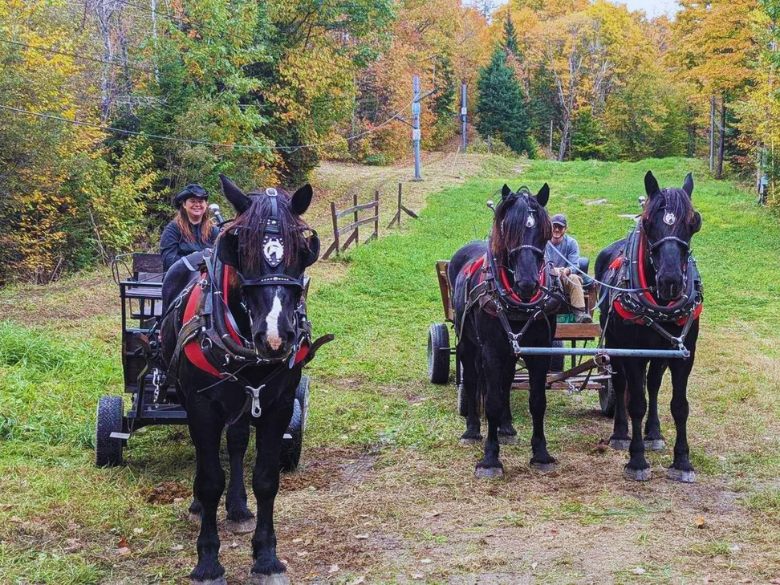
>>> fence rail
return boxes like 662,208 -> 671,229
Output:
322,192 -> 379,259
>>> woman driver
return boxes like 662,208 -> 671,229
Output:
159,184 -> 220,271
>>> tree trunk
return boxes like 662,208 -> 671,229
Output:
709,95 -> 715,171
716,94 -> 726,179
558,119 -> 569,161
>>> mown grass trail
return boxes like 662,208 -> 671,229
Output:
1,157 -> 780,584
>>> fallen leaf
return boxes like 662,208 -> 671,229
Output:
1,504 -> 13,511
695,517 -> 708,529
411,574 -> 424,580
230,542 -> 238,548
328,564 -> 339,574
703,577 -> 715,583
64,538 -> 81,552
420,558 -> 432,564
424,510 -> 441,518
116,547 -> 131,556
531,562 -> 538,569
292,538 -> 303,543
170,545 -> 184,551
354,533 -> 369,539
297,551 -> 308,557
632,567 -> 646,575
133,528 -> 144,535
117,537 -> 129,548
9,516 -> 23,524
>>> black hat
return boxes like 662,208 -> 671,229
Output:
551,213 -> 567,227
174,184 -> 209,208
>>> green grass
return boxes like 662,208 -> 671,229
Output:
2,156 -> 780,582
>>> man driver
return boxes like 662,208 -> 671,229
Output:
545,213 -> 592,323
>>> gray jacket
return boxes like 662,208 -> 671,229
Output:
545,234 -> 580,269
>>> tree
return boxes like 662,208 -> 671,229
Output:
476,48 -> 534,156
504,9 -> 520,57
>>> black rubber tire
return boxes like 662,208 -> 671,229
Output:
457,383 -> 468,417
599,378 -> 616,418
427,323 -> 450,384
280,396 -> 303,473
550,340 -> 565,373
95,396 -> 124,467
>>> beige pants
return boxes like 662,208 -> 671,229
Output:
553,268 -> 586,312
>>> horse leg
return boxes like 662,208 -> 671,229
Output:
188,411 -> 227,584
644,360 -> 666,451
498,364 -> 517,444
623,358 -> 652,481
527,355 -> 556,471
460,341 -> 482,444
666,353 -> 696,483
609,358 -> 631,450
250,402 -> 294,583
225,421 -> 255,533
474,351 -> 506,479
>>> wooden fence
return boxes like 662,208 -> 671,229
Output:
322,192 -> 379,259
387,183 -> 419,228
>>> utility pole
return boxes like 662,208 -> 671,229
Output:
413,75 -> 422,180
461,82 -> 467,152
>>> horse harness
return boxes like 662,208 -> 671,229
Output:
164,189 -> 332,424
605,220 -> 703,351
459,243 -> 563,356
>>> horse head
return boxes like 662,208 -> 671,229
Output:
216,174 -> 319,360
642,171 -> 702,301
491,183 -> 551,300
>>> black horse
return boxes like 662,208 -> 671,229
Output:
595,171 -> 703,482
160,175 -> 322,584
449,184 -> 560,478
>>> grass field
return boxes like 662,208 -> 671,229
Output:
1,156 -> 780,584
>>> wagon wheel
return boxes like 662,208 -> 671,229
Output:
550,340 -> 565,373
427,323 -> 450,384
280,377 -> 308,472
95,396 -> 124,467
599,378 -> 616,418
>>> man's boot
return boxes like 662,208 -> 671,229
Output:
573,307 -> 592,324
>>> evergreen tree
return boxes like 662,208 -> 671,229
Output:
504,10 -> 520,58
528,62 -> 561,150
570,107 -> 607,160
476,48 -> 534,157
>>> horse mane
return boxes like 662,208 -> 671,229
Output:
223,187 -> 310,272
491,193 -> 552,260
642,188 -> 696,225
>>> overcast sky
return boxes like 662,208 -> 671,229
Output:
467,0 -> 681,20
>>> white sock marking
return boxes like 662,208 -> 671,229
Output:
265,291 -> 283,350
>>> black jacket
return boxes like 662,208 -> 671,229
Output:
160,220 -> 219,271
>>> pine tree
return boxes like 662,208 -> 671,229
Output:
476,48 -> 534,156
528,62 -> 560,150
570,107 -> 607,160
504,10 -> 520,58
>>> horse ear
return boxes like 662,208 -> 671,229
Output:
536,183 -> 550,207
291,184 -> 313,215
691,211 -> 702,234
644,171 -> 660,197
501,184 -> 512,200
219,174 -> 251,215
217,231 -> 240,267
682,173 -> 694,198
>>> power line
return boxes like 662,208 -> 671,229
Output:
0,38 -> 154,75
0,98 -> 413,152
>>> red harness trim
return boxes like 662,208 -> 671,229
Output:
183,284 -> 221,377
464,256 -> 485,277
613,236 -> 702,326
498,266 -> 544,303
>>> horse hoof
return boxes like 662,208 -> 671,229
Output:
474,466 -> 504,479
610,439 -> 631,451
461,437 -> 482,445
644,439 -> 666,451
225,518 -> 255,534
250,572 -> 290,585
666,467 -> 696,483
498,434 -> 518,445
192,578 -> 226,585
530,461 -> 557,473
623,467 -> 652,482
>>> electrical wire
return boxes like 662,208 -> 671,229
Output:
0,38 -> 154,74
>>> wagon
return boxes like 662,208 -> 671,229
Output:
94,252 -> 310,470
427,258 -> 617,417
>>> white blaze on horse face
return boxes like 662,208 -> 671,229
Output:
526,214 -> 535,228
265,291 -> 284,350
664,212 -> 676,226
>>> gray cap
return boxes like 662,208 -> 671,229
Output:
551,213 -> 567,227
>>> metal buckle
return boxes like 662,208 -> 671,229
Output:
246,384 -> 265,417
